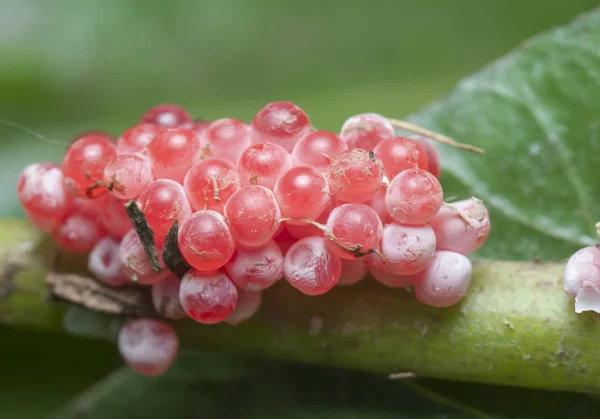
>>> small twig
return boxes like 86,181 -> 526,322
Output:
45,272 -> 154,316
280,217 -> 326,231
280,218 -> 382,259
386,118 -> 484,154
85,179 -> 105,198
124,200 -> 161,273
162,220 -> 191,279
325,230 -> 381,259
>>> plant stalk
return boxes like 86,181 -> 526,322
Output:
0,220 -> 598,393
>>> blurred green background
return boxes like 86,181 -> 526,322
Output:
1,0 -> 600,417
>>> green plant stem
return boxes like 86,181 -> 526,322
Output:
0,220 -> 599,393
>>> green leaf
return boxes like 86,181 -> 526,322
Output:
0,326 -> 120,419
44,354 -> 480,419
46,367 -> 216,419
408,11 -> 600,261
45,351 -> 260,419
47,355 -> 600,419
